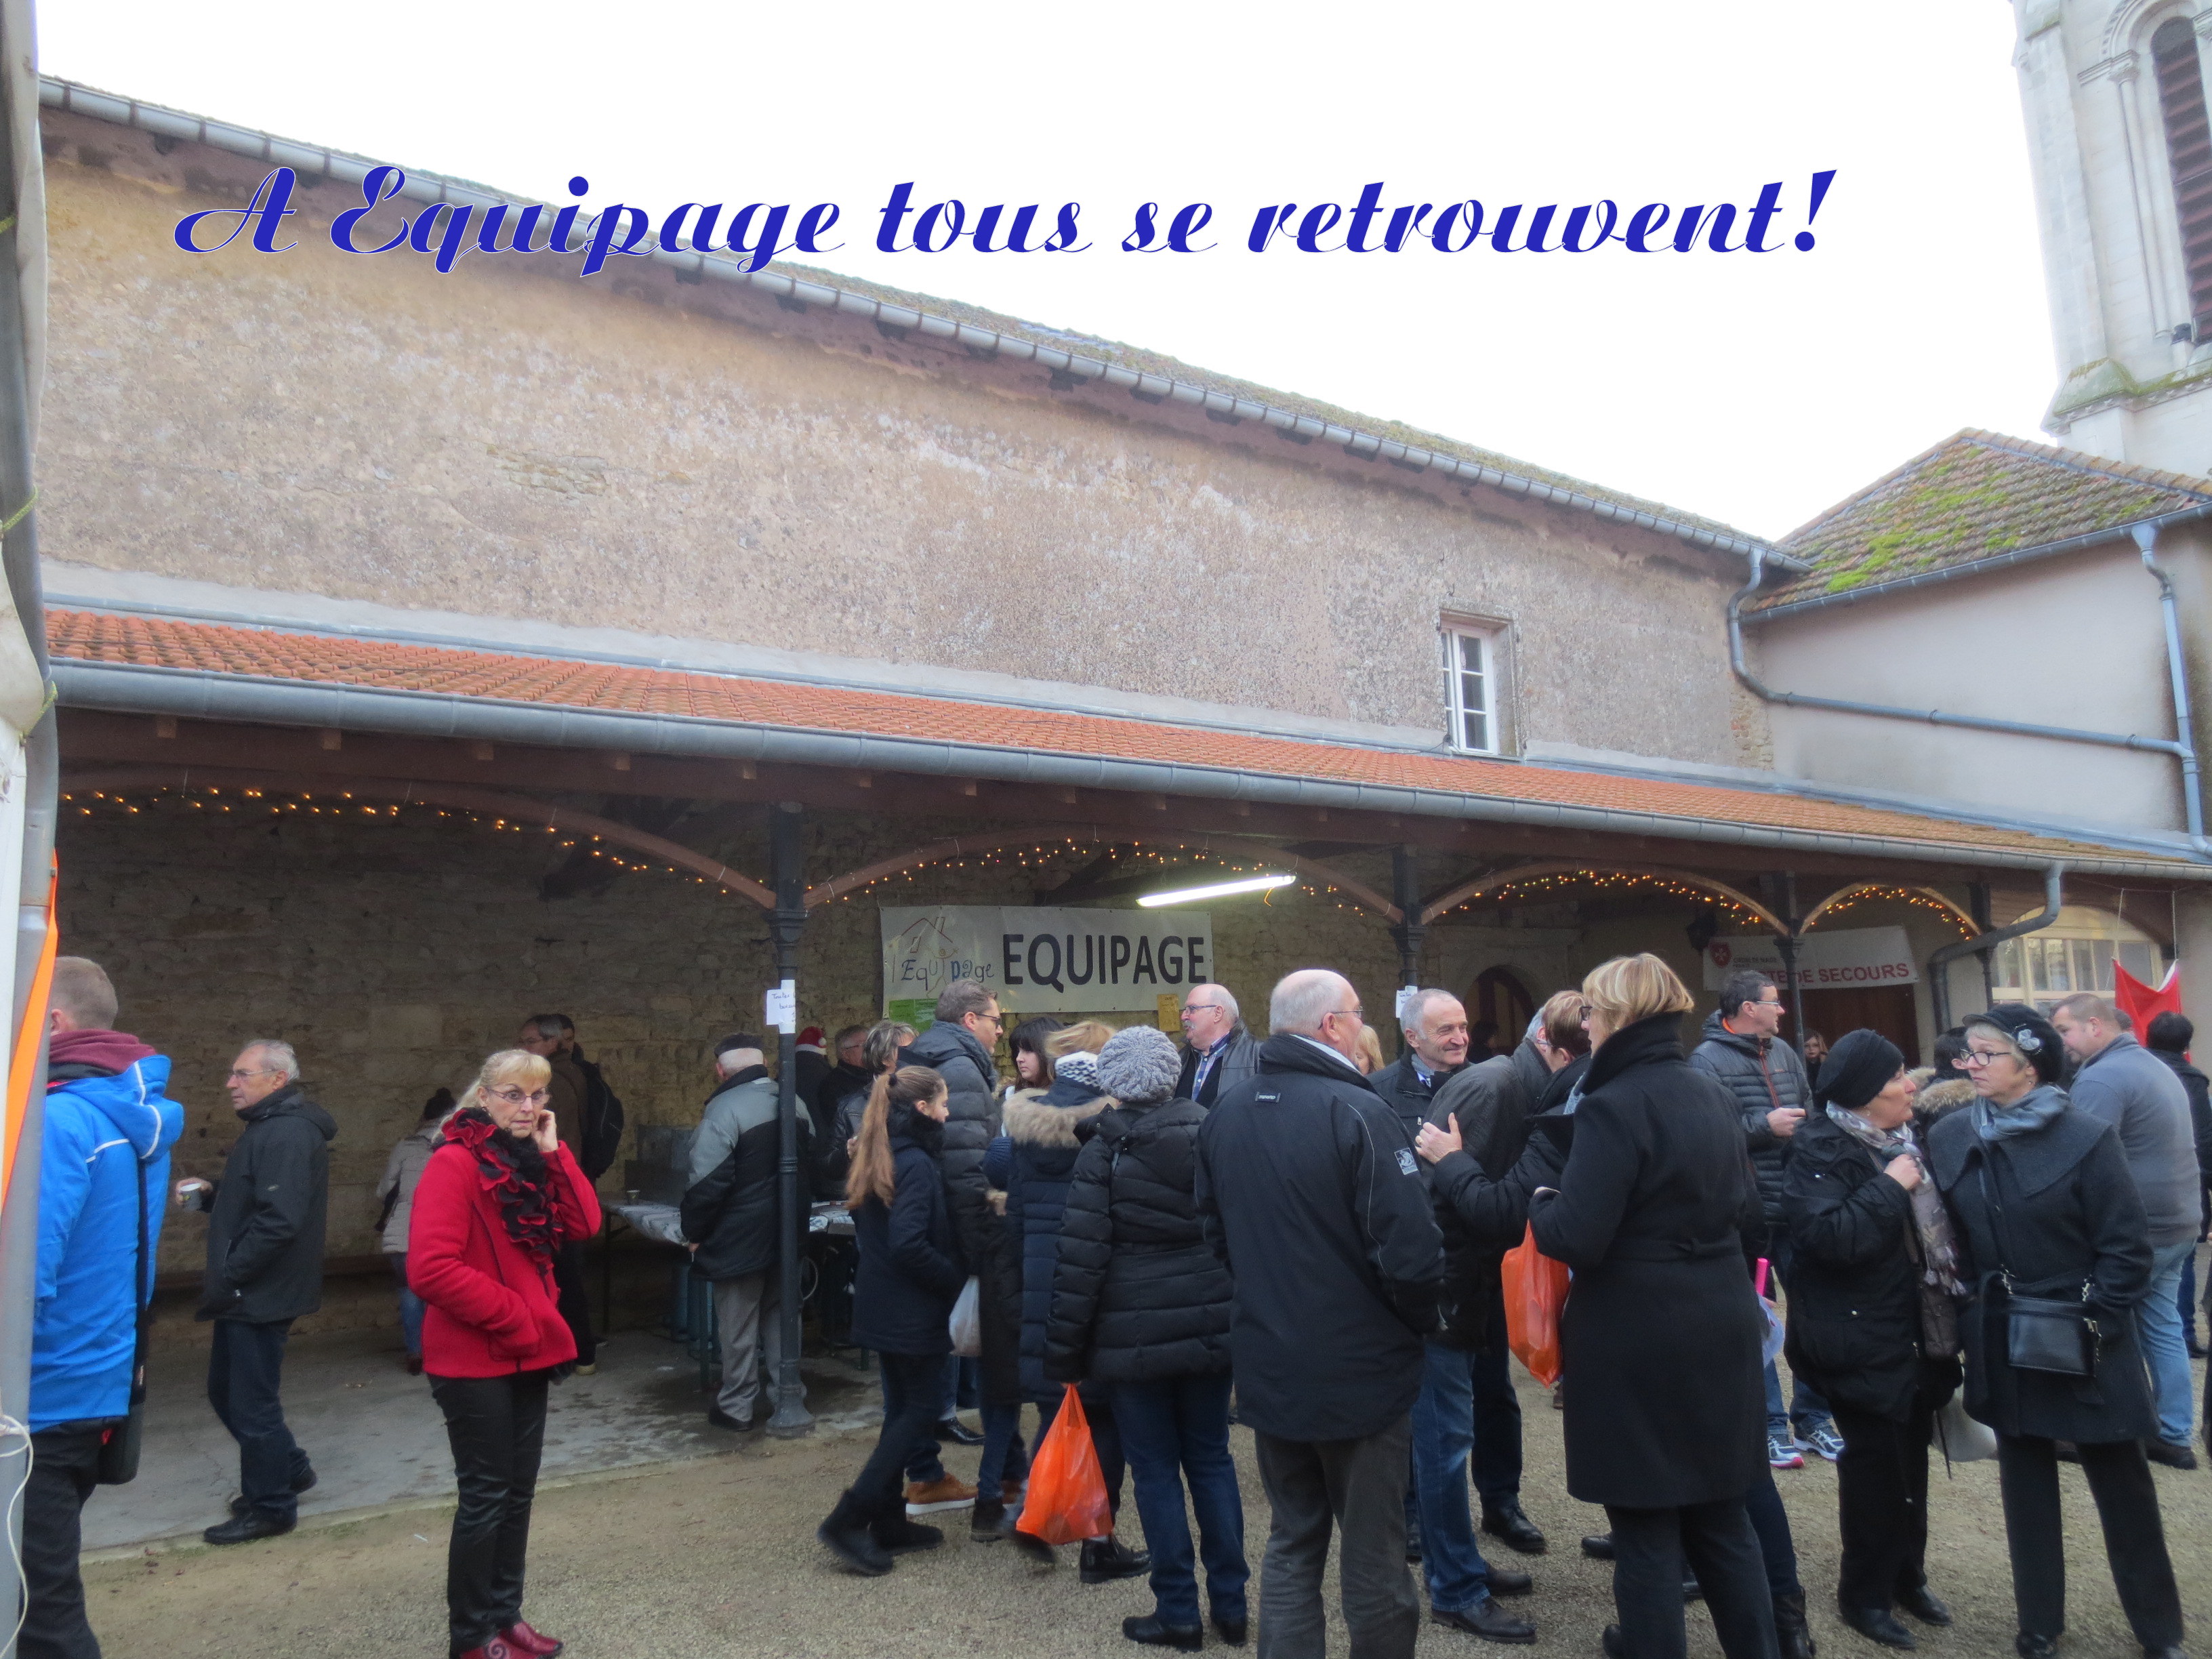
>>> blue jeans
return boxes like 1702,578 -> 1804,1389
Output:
1410,1339 -> 1498,1614
391,1253 -> 426,1359
1115,1373 -> 1248,1628
977,1401 -> 1028,1502
207,1318 -> 310,1519
2139,1237 -> 2197,1448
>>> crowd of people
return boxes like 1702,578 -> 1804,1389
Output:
19,946 -> 2212,1659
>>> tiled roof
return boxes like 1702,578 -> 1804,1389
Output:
47,609 -> 2179,869
1753,430 -> 2212,611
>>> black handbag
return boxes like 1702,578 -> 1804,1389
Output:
1976,1153 -> 2097,1378
96,1149 -> 155,1485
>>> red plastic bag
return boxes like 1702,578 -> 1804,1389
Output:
1501,1223 -> 1570,1388
1016,1384 -> 1111,1545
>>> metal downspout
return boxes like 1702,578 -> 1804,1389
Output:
2131,522 -> 2211,852
1727,550 -> 2196,760
1928,865 -> 2065,1030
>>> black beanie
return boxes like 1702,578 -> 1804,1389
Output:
1962,1003 -> 2066,1086
1811,1029 -> 1904,1111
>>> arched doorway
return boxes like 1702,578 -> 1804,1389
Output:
1467,966 -> 1534,1061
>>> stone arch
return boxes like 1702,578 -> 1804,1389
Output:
1418,860 -> 1788,935
1799,882 -> 1978,935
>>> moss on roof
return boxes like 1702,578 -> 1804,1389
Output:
1753,430 -> 2212,609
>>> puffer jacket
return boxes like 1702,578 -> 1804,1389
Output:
1689,1011 -> 1809,1225
33,1036 -> 184,1431
850,1107 -> 967,1356
984,1073 -> 1109,1396
680,1066 -> 812,1282
375,1121 -> 443,1254
1044,1096 -> 1233,1383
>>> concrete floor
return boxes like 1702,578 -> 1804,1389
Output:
83,1324 -> 879,1551
77,1352 -> 2212,1659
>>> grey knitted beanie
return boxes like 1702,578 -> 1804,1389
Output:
1097,1025 -> 1182,1105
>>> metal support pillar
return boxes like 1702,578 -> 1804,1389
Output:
1388,846 -> 1426,1054
1775,872 -> 1807,1058
1967,883 -> 1994,1008
766,802 -> 813,1438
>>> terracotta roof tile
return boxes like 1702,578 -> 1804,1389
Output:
47,609 -> 2181,868
1755,430 -> 2212,610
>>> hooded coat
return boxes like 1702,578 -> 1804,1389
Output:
32,1036 -> 184,1431
375,1120 -> 443,1254
1195,1034 -> 1442,1443
1927,1092 -> 2156,1445
1044,1095 -> 1233,1384
1689,1010 -> 1810,1227
985,1073 -> 1110,1396
199,1082 -> 338,1324
1530,1012 -> 1767,1509
905,1018 -> 1021,1401
849,1105 -> 968,1356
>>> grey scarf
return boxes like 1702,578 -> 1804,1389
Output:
1826,1105 -> 1964,1355
1970,1083 -> 2068,1142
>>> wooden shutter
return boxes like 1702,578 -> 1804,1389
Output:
2154,18 -> 2212,339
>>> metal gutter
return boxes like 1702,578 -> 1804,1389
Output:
1727,548 -> 2212,850
37,75 -> 1797,576
2133,521 -> 2207,844
50,657 -> 2212,881
1742,497 -> 2212,622
1929,863 -> 2064,1029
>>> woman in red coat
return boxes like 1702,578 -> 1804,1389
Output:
409,1050 -> 602,1659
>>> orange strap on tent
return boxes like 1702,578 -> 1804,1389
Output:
1,857 -> 58,1204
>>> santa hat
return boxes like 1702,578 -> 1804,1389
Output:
796,1026 -> 826,1054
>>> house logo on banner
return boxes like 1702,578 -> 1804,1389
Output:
882,905 -> 1215,1026
1702,926 -> 1918,990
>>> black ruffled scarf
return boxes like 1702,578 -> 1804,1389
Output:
444,1106 -> 558,1265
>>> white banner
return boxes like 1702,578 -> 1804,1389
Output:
882,905 -> 1216,1017
1704,926 -> 1918,990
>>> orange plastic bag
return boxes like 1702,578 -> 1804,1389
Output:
1501,1223 -> 1571,1388
1016,1384 -> 1112,1545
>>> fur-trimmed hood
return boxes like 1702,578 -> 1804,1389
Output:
1002,1087 -> 1111,1147
1914,1076 -> 1978,1128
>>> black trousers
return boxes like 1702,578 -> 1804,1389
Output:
1607,1498 -> 1778,1659
430,1369 -> 552,1655
1472,1280 -> 1524,1504
207,1317 -> 309,1517
1995,1434 -> 2183,1647
552,1239 -> 596,1366
855,1350 -> 947,1514
22,1422 -> 105,1659
1828,1397 -> 1935,1613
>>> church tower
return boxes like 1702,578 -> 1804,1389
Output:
2015,1 -> 2212,474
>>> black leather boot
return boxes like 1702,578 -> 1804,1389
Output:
869,1510 -> 945,1555
1839,1606 -> 1914,1650
1775,1590 -> 1818,1659
1082,1536 -> 1153,1584
817,1489 -> 895,1576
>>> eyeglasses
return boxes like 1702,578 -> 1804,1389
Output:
488,1087 -> 551,1106
1181,1002 -> 1225,1017
1326,1005 -> 1364,1022
226,1067 -> 276,1081
1959,1049 -> 2011,1067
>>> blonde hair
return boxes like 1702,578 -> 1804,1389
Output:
1047,1021 -> 1115,1062
456,1049 -> 552,1118
1353,1024 -> 1386,1076
1582,954 -> 1696,1031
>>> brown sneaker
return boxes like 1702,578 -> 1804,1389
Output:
903,1475 -> 978,1515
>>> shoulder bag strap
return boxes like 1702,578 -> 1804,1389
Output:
128,1148 -> 152,1404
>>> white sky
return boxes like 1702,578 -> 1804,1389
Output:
37,1 -> 2055,541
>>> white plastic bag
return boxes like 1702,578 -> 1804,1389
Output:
1931,1391 -> 1997,1462
949,1275 -> 983,1357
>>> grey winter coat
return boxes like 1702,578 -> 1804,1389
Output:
1689,1010 -> 1809,1226
1928,1092 -> 2157,1445
375,1122 -> 442,1254
681,1067 -> 811,1282
2066,1035 -> 2199,1248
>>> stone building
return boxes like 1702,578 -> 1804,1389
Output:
31,74 -> 2212,1320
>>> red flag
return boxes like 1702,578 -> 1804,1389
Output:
2114,962 -> 2184,1036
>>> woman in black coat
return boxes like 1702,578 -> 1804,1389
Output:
1782,1030 -> 1964,1649
1927,1007 -> 2183,1659
1527,955 -> 1773,1659
817,1065 -> 966,1576
1046,1027 -> 1246,1650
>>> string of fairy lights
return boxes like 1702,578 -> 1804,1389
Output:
63,787 -> 1982,933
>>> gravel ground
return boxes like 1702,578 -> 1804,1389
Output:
79,1367 -> 2212,1659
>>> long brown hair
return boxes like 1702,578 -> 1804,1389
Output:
844,1065 -> 947,1212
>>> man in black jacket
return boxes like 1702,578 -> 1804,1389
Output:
520,1014 -> 623,1374
176,1039 -> 335,1544
682,1034 -> 811,1432
1176,983 -> 1262,1107
2144,1010 -> 2212,1357
1690,970 -> 1835,1467
1198,969 -> 1443,1659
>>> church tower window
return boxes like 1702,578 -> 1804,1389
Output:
2152,16 -> 2212,340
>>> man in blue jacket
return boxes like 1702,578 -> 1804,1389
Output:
27,958 -> 182,1659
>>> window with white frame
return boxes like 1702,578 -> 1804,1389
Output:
1444,623 -> 1503,755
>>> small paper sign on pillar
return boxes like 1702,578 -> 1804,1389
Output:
764,980 -> 797,1035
